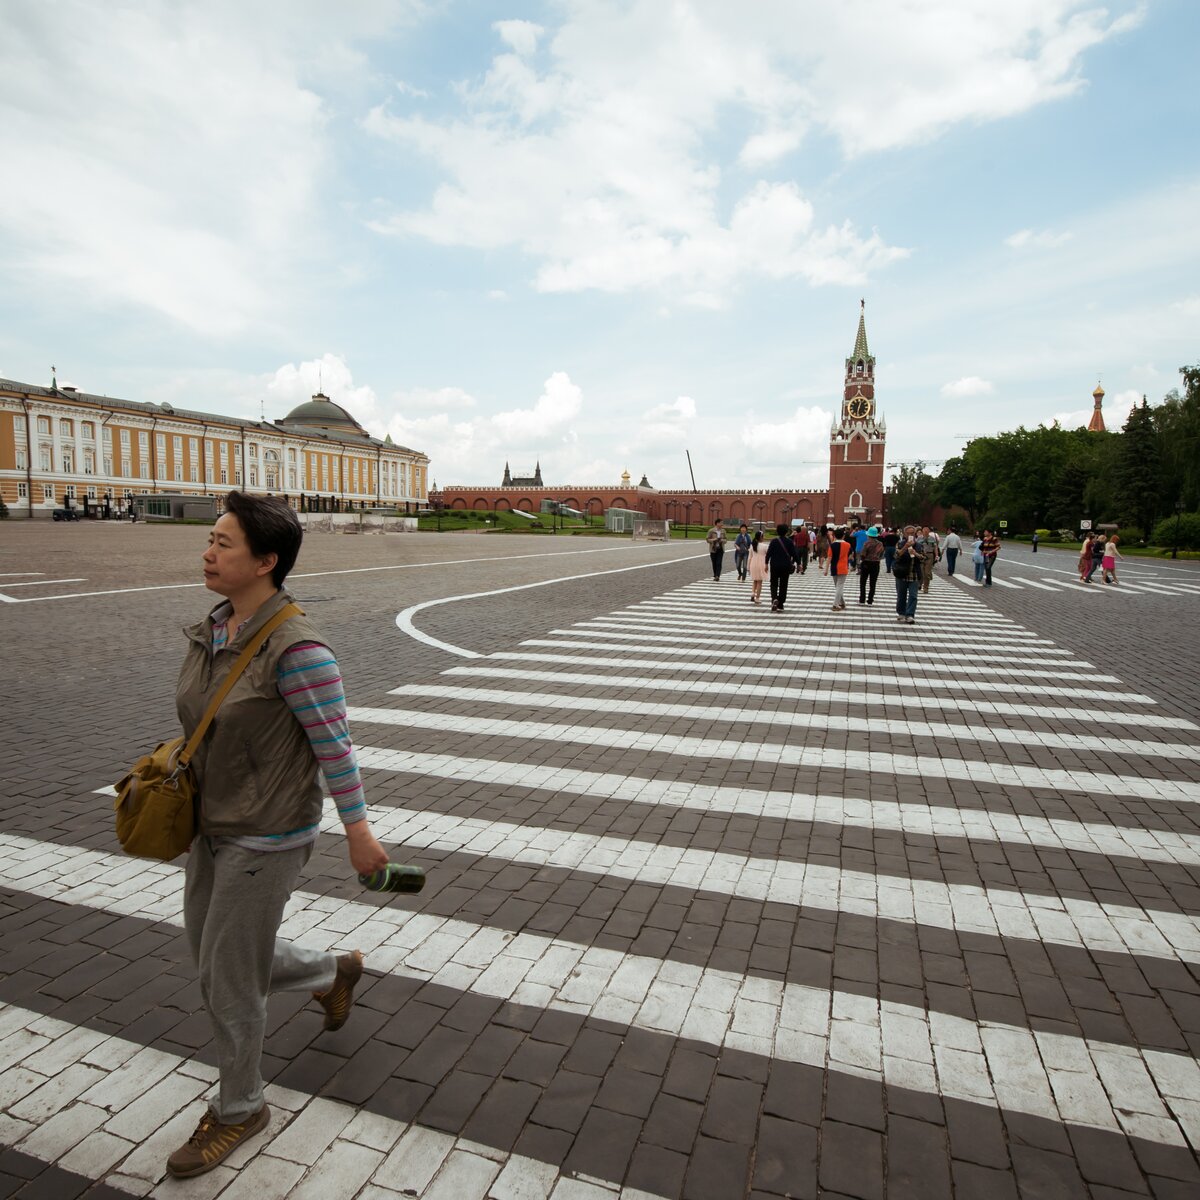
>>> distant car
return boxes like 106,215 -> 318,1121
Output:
52,507 -> 81,522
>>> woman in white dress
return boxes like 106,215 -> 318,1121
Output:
747,531 -> 768,605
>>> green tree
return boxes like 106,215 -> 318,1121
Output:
888,461 -> 936,527
1153,364 -> 1200,512
934,456 -> 978,525
1116,398 -> 1161,540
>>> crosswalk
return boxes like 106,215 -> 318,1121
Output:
3,565 -> 1200,1196
948,566 -> 1200,596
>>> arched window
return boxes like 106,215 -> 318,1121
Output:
856,361 -> 864,375
264,449 -> 280,491
848,489 -> 863,510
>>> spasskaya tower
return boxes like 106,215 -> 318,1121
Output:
827,301 -> 886,525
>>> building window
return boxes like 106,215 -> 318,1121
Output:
43,484 -> 54,500
84,450 -> 94,474
103,455 -> 113,475
234,469 -> 242,486
220,469 -> 228,485
102,426 -> 112,445
248,443 -> 258,459
190,467 -> 198,483
174,435 -> 183,453
37,416 -> 50,435
16,448 -> 26,470
249,467 -> 258,487
156,463 -> 166,481
17,482 -> 27,499
156,433 -> 166,451
205,468 -> 213,484
140,463 -> 150,480
62,451 -> 74,473
87,486 -> 97,499
14,415 -> 26,435
81,421 -> 93,439
60,419 -> 73,437
288,469 -> 296,490
39,446 -> 52,472
65,484 -> 76,498
120,428 -> 131,447
174,464 -> 183,482
138,431 -> 149,450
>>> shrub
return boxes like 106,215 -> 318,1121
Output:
1035,528 -> 1052,539
0,498 -> 8,519
1151,511 -> 1200,552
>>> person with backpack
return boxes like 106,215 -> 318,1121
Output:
766,523 -> 798,612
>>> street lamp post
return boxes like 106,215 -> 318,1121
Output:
1173,498 -> 1185,559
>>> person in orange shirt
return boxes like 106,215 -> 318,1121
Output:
828,527 -> 851,611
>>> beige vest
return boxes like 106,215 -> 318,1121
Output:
176,588 -> 327,837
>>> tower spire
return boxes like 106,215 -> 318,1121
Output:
1088,381 -> 1106,433
853,299 -> 870,362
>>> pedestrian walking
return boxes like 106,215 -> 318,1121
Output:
766,522 -> 798,611
851,525 -> 868,572
943,529 -> 962,575
706,518 -> 726,581
733,523 -> 752,581
747,530 -> 767,604
980,528 -> 1000,586
1078,534 -> 1095,583
828,527 -> 851,610
858,525 -> 883,604
815,526 -> 830,575
1032,530 -> 1040,553
792,525 -> 810,574
918,526 -> 940,593
1102,534 -> 1122,584
166,491 -> 390,1179
1088,534 -> 1105,583
971,533 -> 985,583
893,526 -> 924,624
882,527 -> 899,573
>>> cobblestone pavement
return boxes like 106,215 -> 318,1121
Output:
1,524 -> 1199,1198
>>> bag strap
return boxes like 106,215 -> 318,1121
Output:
177,601 -> 303,771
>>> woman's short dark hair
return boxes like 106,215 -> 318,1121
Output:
223,491 -> 303,587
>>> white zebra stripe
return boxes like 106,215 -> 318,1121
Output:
441,666 -> 1191,728
0,834 -> 1192,1146
482,652 -> 1152,702
516,640 -> 1121,683
347,709 -> 1198,805
388,683 -> 1194,756
568,621 -> 1076,659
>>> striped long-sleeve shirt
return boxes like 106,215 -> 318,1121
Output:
211,611 -> 365,852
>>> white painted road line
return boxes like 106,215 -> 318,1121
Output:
442,665 -> 1192,727
347,709 -> 1199,804
389,682 -> 1194,757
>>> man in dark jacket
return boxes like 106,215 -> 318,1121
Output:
766,523 -> 798,612
893,526 -> 925,624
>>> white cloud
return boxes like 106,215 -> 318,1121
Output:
493,19 -> 544,58
365,2 -> 1137,298
1005,228 -> 1073,249
0,1 -> 414,336
741,405 -> 832,459
941,376 -> 995,397
395,80 -> 430,98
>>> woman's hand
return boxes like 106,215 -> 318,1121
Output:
345,820 -> 389,876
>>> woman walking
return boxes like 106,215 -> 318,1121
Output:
971,533 -> 985,583
1103,534 -> 1122,584
1078,534 -> 1095,583
166,492 -> 389,1179
747,530 -> 767,604
815,525 -> 830,575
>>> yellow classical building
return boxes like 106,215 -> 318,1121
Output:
0,375 -> 428,518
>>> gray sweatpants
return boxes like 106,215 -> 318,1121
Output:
184,837 -> 336,1123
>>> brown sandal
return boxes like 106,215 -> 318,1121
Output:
314,950 -> 364,1031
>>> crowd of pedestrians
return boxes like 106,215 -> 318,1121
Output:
706,518 -> 1010,624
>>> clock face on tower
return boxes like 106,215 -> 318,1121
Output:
847,395 -> 871,419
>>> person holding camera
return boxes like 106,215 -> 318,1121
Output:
893,525 -> 925,624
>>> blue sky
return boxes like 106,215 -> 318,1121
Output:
1,0 -> 1196,490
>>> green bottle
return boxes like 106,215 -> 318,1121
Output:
359,863 -> 426,894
